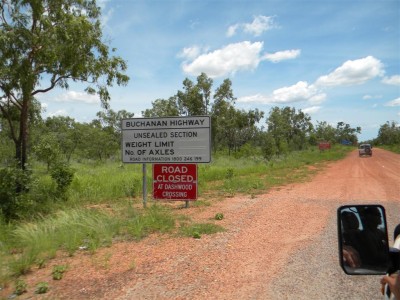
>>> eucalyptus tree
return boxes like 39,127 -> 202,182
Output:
196,72 -> 213,115
211,78 -> 236,152
266,106 -> 313,153
314,121 -> 336,143
142,97 -> 180,117
335,122 -> 361,145
0,0 -> 129,170
235,108 -> 264,149
376,121 -> 400,145
43,116 -> 79,162
176,73 -> 213,116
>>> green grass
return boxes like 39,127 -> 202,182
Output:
0,204 -> 175,282
179,223 -> 225,238
379,144 -> 400,154
36,145 -> 351,205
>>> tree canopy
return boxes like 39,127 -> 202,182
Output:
0,0 -> 129,169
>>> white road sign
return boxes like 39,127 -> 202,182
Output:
122,116 -> 211,163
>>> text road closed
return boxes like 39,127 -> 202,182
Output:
153,164 -> 197,200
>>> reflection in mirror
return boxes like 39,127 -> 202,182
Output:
338,205 -> 390,275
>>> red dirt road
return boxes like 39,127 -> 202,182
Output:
3,148 -> 399,299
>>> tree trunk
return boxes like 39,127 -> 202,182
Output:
18,94 -> 30,171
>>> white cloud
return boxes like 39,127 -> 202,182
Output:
181,42 -> 299,78
178,46 -> 204,60
315,56 -> 384,87
226,24 -> 239,37
363,94 -> 382,100
244,15 -> 276,36
227,15 -> 277,37
308,93 -> 327,105
385,98 -> 400,107
48,109 -> 68,117
238,93 -> 269,103
54,91 -> 100,104
382,75 -> 400,86
182,41 -> 264,78
302,106 -> 321,114
263,49 -> 301,63
238,81 -> 326,105
271,81 -> 325,103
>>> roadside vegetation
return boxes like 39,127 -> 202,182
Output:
0,145 -> 351,287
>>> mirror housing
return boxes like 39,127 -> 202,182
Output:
338,205 -> 390,275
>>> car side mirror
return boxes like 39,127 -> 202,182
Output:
338,205 -> 390,275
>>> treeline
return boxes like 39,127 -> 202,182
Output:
0,74 -> 365,166
2,73 -> 399,168
0,73 -> 372,167
373,121 -> 400,146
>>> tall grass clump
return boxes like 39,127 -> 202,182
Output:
68,162 -> 145,204
2,204 -> 177,279
7,208 -> 120,276
124,205 -> 175,240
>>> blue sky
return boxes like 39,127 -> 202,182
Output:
39,0 -> 400,141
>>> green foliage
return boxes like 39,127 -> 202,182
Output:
225,168 -> 234,179
68,163 -> 144,204
33,134 -> 61,171
52,265 -> 67,280
0,163 -> 33,220
179,223 -> 225,238
266,106 -> 314,153
233,142 -> 263,159
50,162 -> 75,200
261,132 -> 278,160
1,205 -> 177,279
376,121 -> 400,145
35,282 -> 49,294
0,0 -> 129,173
125,205 -> 175,240
336,122 -> 361,144
379,144 -> 400,154
192,232 -> 201,239
14,279 -> 27,295
142,97 -> 180,117
215,213 -> 224,220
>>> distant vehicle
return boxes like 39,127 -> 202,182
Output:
359,144 -> 372,157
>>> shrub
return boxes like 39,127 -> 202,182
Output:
14,279 -> 27,295
52,265 -> 67,280
0,163 -> 33,221
215,213 -> 224,220
50,162 -> 74,200
35,282 -> 49,294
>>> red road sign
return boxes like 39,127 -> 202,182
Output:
318,142 -> 331,151
153,164 -> 197,200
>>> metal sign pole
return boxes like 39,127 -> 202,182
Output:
142,163 -> 147,208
